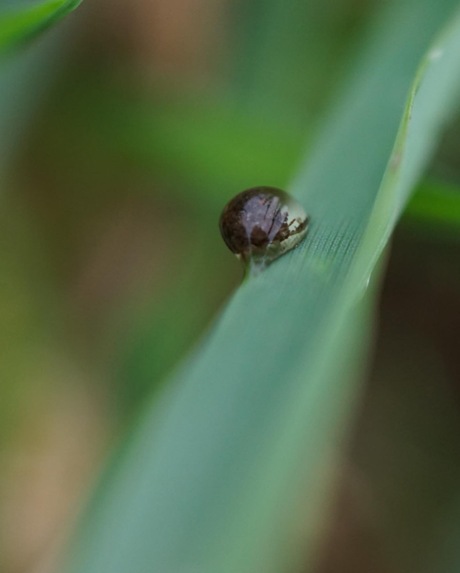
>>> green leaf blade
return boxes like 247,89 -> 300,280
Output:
66,2 -> 460,573
0,0 -> 83,53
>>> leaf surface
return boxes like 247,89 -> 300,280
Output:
0,0 -> 83,53
67,2 -> 460,572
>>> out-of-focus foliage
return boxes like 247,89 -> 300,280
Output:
0,0 -> 82,53
405,179 -> 460,230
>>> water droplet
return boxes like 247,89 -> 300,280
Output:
219,186 -> 310,272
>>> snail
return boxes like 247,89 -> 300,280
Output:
219,186 -> 309,271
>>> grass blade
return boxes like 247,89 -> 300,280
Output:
67,1 -> 460,572
0,0 -> 83,53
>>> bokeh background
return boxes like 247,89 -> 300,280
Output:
1,1 -> 460,572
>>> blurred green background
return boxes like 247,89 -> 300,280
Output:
1,1 -> 460,572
